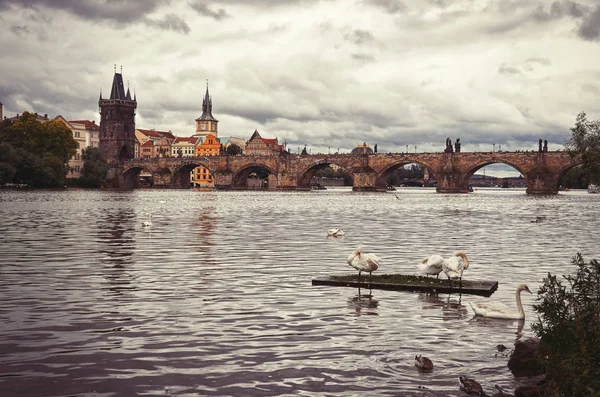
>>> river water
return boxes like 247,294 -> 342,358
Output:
0,187 -> 598,397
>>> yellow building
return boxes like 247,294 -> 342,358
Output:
194,134 -> 221,187
193,84 -> 220,187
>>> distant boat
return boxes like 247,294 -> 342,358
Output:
588,184 -> 600,194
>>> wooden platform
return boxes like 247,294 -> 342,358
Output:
312,274 -> 498,297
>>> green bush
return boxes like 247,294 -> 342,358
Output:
532,253 -> 600,397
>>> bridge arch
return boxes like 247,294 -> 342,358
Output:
555,159 -> 584,189
232,163 -> 277,189
171,160 -> 213,188
462,159 -> 527,187
376,160 -> 438,190
122,164 -> 172,188
297,160 -> 354,190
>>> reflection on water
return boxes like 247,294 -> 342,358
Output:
0,188 -> 598,397
347,290 -> 379,316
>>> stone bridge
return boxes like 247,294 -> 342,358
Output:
109,150 -> 580,195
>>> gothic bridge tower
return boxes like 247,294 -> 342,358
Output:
99,67 -> 137,187
99,67 -> 137,162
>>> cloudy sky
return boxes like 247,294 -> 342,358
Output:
1,0 -> 599,162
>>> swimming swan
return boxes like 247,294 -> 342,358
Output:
441,251 -> 469,283
417,255 -> 444,279
327,228 -> 345,237
469,283 -> 532,320
347,247 -> 380,285
142,214 -> 153,227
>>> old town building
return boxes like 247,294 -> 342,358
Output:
98,69 -> 137,161
192,84 -> 220,187
245,129 -> 284,156
66,119 -> 100,178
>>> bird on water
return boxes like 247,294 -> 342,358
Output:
414,355 -> 433,371
142,213 -> 153,228
347,247 -> 380,286
459,375 -> 487,396
469,283 -> 532,320
327,228 -> 345,237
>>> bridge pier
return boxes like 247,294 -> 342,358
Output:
214,171 -> 233,190
435,170 -> 470,194
352,170 -> 378,191
526,170 -> 558,195
105,164 -> 125,188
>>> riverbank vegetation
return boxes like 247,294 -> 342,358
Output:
566,112 -> 600,185
0,112 -> 77,187
0,112 -> 108,188
532,253 -> 600,396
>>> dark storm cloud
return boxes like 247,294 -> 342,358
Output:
363,0 -> 407,14
578,5 -> 600,40
498,64 -> 522,75
351,53 -> 376,62
144,14 -> 191,34
188,0 -> 229,20
531,0 -> 587,22
9,24 -> 29,37
0,0 -> 168,23
0,0 -> 191,34
343,28 -> 375,45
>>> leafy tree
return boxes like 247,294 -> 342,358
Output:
13,148 -> 53,187
225,143 -> 243,156
532,253 -> 600,397
0,112 -> 78,185
44,119 -> 78,165
566,112 -> 600,184
80,147 -> 108,187
558,165 -> 589,189
0,143 -> 19,184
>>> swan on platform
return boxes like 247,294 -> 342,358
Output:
417,255 -> 444,279
142,214 -> 153,227
441,251 -> 469,283
347,247 -> 380,285
327,228 -> 345,237
469,283 -> 532,320
414,355 -> 433,371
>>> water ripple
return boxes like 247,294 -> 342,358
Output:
0,188 -> 598,396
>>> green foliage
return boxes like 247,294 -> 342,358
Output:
559,165 -> 589,189
532,253 -> 600,397
80,147 -> 108,188
566,112 -> 600,184
0,112 -> 78,187
225,143 -> 243,156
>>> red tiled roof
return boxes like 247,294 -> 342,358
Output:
173,137 -> 199,145
137,128 -> 176,140
69,119 -> 100,131
262,138 -> 279,147
141,140 -> 154,147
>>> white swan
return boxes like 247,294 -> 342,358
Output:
142,214 -> 153,227
347,247 -> 380,285
441,251 -> 469,283
417,255 -> 444,279
469,283 -> 532,320
327,228 -> 345,237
